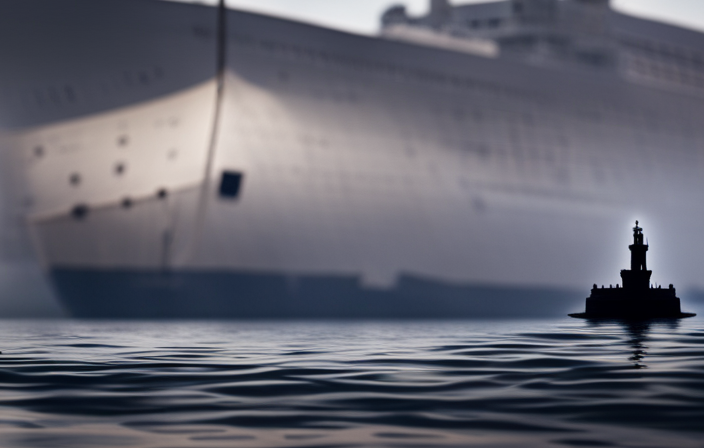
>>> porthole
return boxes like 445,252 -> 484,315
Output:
34,146 -> 45,158
71,204 -> 89,220
121,197 -> 133,209
218,171 -> 244,199
114,162 -> 126,175
157,188 -> 168,199
117,135 -> 129,147
64,85 -> 76,103
69,173 -> 81,186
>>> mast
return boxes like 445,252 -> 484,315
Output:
179,0 -> 228,264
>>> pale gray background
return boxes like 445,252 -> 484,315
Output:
219,0 -> 704,34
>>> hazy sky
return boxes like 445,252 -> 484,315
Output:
209,0 -> 704,35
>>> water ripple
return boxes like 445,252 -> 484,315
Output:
0,318 -> 701,447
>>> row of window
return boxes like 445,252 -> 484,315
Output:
70,186 -> 170,220
230,33 -> 543,104
232,33 -> 694,138
16,66 -> 165,110
460,17 -> 504,29
627,55 -> 704,90
619,35 -> 704,69
68,170 -> 243,221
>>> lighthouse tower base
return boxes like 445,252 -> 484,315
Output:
571,286 -> 689,319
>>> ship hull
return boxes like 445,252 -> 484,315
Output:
50,267 -> 580,319
3,1 -> 704,317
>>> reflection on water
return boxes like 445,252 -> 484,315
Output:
586,318 -> 682,368
625,320 -> 650,368
0,318 -> 701,448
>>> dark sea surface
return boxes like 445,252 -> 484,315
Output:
0,318 -> 702,448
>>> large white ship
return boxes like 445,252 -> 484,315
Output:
1,0 -> 704,317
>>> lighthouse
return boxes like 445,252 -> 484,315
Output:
570,221 -> 695,319
620,221 -> 651,291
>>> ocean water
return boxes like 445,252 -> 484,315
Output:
0,318 -> 702,448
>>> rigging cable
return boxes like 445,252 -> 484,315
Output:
178,0 -> 228,265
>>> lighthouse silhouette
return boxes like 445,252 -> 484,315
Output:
570,221 -> 695,319
620,221 -> 650,290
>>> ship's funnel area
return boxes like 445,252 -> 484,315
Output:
429,0 -> 451,28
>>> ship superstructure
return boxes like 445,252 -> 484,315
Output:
382,0 -> 704,95
1,0 -> 704,317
